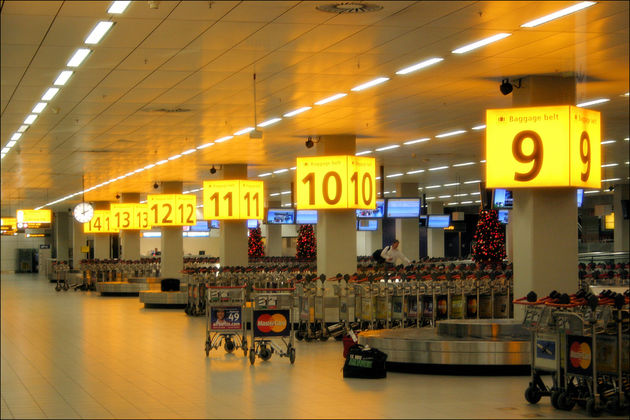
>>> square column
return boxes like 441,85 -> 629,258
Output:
219,164 -> 249,267
427,201 -> 444,258
119,193 -> 141,261
613,184 -> 629,252
265,200 -> 282,256
395,183 -> 419,262
72,219 -> 88,268
53,211 -> 71,262
92,201 -> 111,260
160,182 -> 183,279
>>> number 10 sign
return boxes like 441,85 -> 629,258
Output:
486,105 -> 601,189
203,180 -> 264,220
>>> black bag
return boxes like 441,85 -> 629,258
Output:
372,247 -> 386,264
160,278 -> 180,292
343,344 -> 387,379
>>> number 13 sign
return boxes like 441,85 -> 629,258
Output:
203,180 -> 264,220
486,105 -> 600,189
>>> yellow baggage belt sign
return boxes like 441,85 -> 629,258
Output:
147,194 -> 197,226
110,203 -> 151,230
84,210 -> 119,233
203,180 -> 264,220
16,209 -> 52,228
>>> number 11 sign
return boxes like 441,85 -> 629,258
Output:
203,180 -> 264,220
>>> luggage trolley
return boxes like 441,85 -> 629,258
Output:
249,287 -> 296,365
204,285 -> 248,357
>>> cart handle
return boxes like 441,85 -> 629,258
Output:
252,287 -> 296,291
206,285 -> 247,289
545,301 -> 583,308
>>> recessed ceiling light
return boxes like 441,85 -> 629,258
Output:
258,118 -> 281,127
351,77 -> 390,91
270,193 -> 280,197
600,140 -> 616,145
0,153 -> 6,159
215,136 -> 233,143
67,48 -> 91,67
480,160 -> 487,163
438,195 -> 452,199
133,168 -> 144,173
461,201 -> 473,204
403,137 -> 430,145
85,21 -> 114,44
429,166 -> 448,171
181,149 -> 196,155
577,98 -> 609,107
290,167 -> 296,170
274,169 -> 289,174
521,2 -> 596,28
168,154 -> 182,161
452,33 -> 511,54
6,141 -> 17,148
446,202 -> 458,206
375,145 -> 399,152
396,57 -> 443,75
1,147 -> 10,154
453,162 -> 475,167
283,107 -> 311,117
454,193 -> 468,197
197,142 -> 214,149
602,178 -> 621,182
472,125 -> 486,130
41,87 -> 60,101
426,185 -> 441,189
436,130 -> 466,138
464,180 -> 481,184
407,169 -> 425,175
234,127 -> 254,136
143,164 -> 155,170
601,163 -> 618,167
258,173 -> 272,177
470,192 -> 481,195
17,125 -> 29,133
10,133 -> 22,141
444,182 -> 460,187
32,102 -> 47,113
155,159 -> 168,165
425,196 -> 435,200
108,1 -> 131,14
355,150 -> 373,156
314,93 -> 347,105
281,191 -> 291,195
24,114 -> 38,124
584,190 -> 599,194
54,70 -> 73,86
386,173 -> 403,178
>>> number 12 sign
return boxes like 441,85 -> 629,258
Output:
486,105 -> 601,189
203,180 -> 264,220
296,155 -> 376,210
147,194 -> 197,226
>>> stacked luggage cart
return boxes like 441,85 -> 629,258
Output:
515,289 -> 629,416
204,285 -> 248,357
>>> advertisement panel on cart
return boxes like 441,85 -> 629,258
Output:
210,306 -> 242,330
253,309 -> 290,337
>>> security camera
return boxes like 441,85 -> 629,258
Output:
305,136 -> 314,148
500,79 -> 513,95
153,182 -> 159,189
210,165 -> 217,174
115,194 -> 120,199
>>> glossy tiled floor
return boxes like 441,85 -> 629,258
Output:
1,273 -> 622,419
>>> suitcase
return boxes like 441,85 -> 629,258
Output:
343,344 -> 387,379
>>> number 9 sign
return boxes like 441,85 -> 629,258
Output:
486,105 -> 600,189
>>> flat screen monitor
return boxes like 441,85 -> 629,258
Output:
183,220 -> 209,232
267,208 -> 295,224
427,214 -> 450,228
247,219 -> 259,229
493,188 -> 513,209
498,209 -> 509,224
357,219 -> 378,231
386,198 -> 421,218
356,199 -> 385,218
296,210 -> 317,224
577,189 -> 584,208
210,220 -> 220,229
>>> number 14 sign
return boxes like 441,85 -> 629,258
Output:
203,180 -> 264,220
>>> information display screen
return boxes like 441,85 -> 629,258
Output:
16,209 -> 52,229
296,210 -> 317,225
386,198 -> 421,218
357,219 -> 378,231
183,220 -> 209,232
1,217 -> 17,235
427,215 -> 450,228
267,209 -> 295,224
492,189 -> 513,209
498,210 -> 509,224
577,189 -> 584,208
247,219 -> 259,229
356,199 -> 384,218
210,220 -> 220,229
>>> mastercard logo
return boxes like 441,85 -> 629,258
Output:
569,341 -> 592,370
257,313 -> 287,333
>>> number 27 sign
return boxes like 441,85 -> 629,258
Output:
486,105 -> 601,189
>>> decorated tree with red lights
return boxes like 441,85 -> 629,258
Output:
248,227 -> 265,258
296,224 -> 316,260
472,209 -> 506,263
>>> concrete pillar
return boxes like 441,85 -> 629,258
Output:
219,165 -> 249,267
266,200 -> 282,256
54,211 -> 71,262
395,183 -> 419,262
72,219 -> 88,269
613,183 -> 629,252
511,76 -> 578,314
506,216 -> 513,261
315,135 -> 357,277
93,201 -> 111,260
160,182 -> 183,279
427,201 -> 444,257
119,193 -> 141,260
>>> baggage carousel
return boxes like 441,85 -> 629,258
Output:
358,319 -> 530,374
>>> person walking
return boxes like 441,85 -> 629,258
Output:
380,239 -> 411,266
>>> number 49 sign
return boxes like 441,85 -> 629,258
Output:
486,105 -> 601,189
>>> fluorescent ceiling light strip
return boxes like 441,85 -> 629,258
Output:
133,168 -> 144,173
7,141 -> 16,148
283,107 -> 311,117
351,77 -> 390,92
375,145 -> 399,152
108,1 -> 131,14
24,115 -> 38,124
258,173 -> 272,177
168,154 -> 182,161
67,48 -> 91,67
426,185 -> 441,189
258,118 -> 281,127
439,195 -> 452,199
577,98 -> 609,107
281,191 -> 291,195
584,190 -> 599,194
270,193 -> 280,197
480,160 -> 487,163
375,177 -> 381,180
600,140 -> 616,145
314,93 -> 347,105
453,162 -> 475,167
17,125 -> 29,133
386,173 -> 403,178
290,167 -> 296,170
355,150 -> 373,156
273,169 -> 289,174
155,160 -> 168,165
470,192 -> 481,195
454,193 -> 468,197
447,202 -> 458,206
625,138 -> 629,141
143,164 -> 155,170
181,149 -> 196,155
32,102 -> 47,113
464,180 -> 481,184
234,127 -> 254,136
436,130 -> 466,138
85,21 -> 114,44
472,125 -> 486,130
429,166 -> 448,171
407,169 -> 425,174
461,201 -> 473,204
41,87 -> 60,101
444,182 -> 460,187
0,154 -> 6,159
521,2 -> 596,28
602,178 -> 621,182
197,142 -> 214,149
396,57 -> 443,75
426,196 -> 435,200
403,137 -> 430,145
10,133 -> 22,141
601,163 -> 618,167
215,136 -> 233,143
452,33 -> 511,54
54,70 -> 73,86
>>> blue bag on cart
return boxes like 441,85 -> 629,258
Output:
343,344 -> 387,379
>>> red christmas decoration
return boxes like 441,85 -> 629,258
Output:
248,226 -> 265,258
296,224 -> 316,260
472,209 -> 506,263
